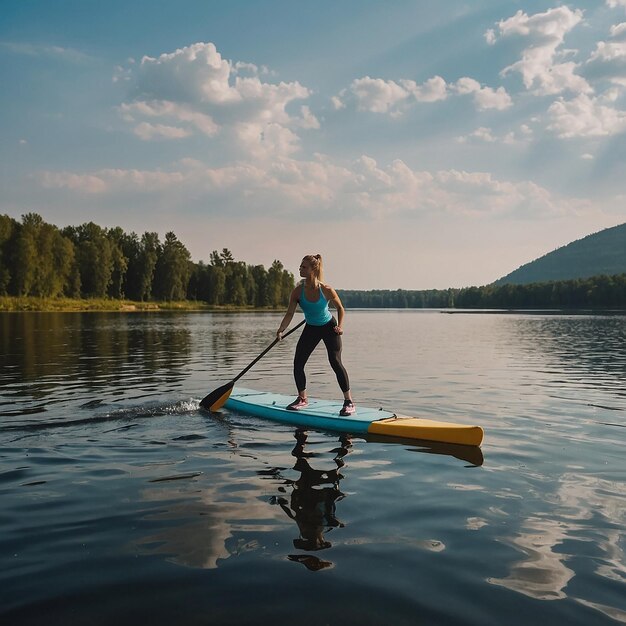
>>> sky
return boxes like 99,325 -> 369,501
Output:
1,0 -> 625,290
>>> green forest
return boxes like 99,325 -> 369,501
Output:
339,273 -> 626,309
2,213 -> 626,310
0,214 -> 294,306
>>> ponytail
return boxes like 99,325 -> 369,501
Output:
303,254 -> 324,282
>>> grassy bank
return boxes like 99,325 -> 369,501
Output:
0,297 -> 276,312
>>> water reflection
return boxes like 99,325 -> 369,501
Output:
1,313 -> 191,379
509,316 -> 626,401
135,449 -> 286,569
367,433 -> 484,467
134,429 -> 351,571
489,472 -> 626,617
270,430 -> 351,571
0,313 -> 191,418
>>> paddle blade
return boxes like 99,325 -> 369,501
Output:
200,381 -> 234,411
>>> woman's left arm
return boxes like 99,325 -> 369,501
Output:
324,285 -> 345,334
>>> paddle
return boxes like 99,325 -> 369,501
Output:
200,319 -> 306,411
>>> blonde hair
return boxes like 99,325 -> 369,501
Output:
302,254 -> 324,282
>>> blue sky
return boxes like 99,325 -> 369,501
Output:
1,0 -> 625,289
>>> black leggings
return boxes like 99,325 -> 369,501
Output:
294,318 -> 350,393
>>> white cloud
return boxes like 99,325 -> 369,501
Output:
601,87 -> 622,102
0,41 -> 92,64
547,93 -> 626,137
586,36 -> 626,86
346,163 -> 572,218
581,153 -> 595,160
133,122 -> 192,140
456,126 -> 524,145
606,0 -> 626,8
401,76 -> 448,103
232,61 -> 261,76
349,77 -> 412,113
120,42 -> 312,158
590,40 -> 626,62
457,127 -> 497,143
120,100 -> 219,136
493,7 -> 582,42
40,171 -> 108,194
39,168 -> 186,194
135,42 -> 237,105
454,77 -> 513,110
295,105 -> 320,129
491,7 -> 592,96
610,23 -> 626,40
234,122 -> 301,159
132,42 -> 310,120
37,155 -> 579,221
331,95 -> 346,110
341,73 -> 514,114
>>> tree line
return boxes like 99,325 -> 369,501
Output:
454,274 -> 626,308
0,213 -> 294,306
339,274 -> 626,309
337,289 -> 455,308
3,213 -> 624,310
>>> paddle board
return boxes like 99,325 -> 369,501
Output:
223,387 -> 484,447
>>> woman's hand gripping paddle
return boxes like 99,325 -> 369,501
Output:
200,319 -> 305,411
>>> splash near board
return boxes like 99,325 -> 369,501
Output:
223,388 -> 484,447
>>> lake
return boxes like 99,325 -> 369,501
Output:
1,310 -> 624,625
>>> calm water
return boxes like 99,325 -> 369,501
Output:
1,310 -> 625,625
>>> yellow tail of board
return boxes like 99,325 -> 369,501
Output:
368,416 -> 484,447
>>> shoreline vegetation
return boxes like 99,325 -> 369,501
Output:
338,273 -> 626,310
0,297 -> 288,312
0,214 -> 295,308
3,270 -> 626,312
2,214 -> 625,312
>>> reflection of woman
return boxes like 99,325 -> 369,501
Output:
276,254 -> 355,416
271,431 -> 351,570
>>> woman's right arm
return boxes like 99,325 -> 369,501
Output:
276,287 -> 300,339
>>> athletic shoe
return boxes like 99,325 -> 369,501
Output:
339,400 -> 355,416
286,396 -> 308,410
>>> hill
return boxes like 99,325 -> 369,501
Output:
494,222 -> 626,285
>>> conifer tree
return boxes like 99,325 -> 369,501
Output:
153,232 -> 191,300
0,214 -> 18,295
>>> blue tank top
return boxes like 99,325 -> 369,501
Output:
299,282 -> 333,326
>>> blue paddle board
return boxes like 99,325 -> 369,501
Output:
224,387 -> 484,446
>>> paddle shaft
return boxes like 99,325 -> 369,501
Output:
230,319 -> 305,384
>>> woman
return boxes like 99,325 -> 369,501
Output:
276,254 -> 355,416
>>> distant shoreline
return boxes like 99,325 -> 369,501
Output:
0,297 -> 285,313
2,296 -> 625,314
